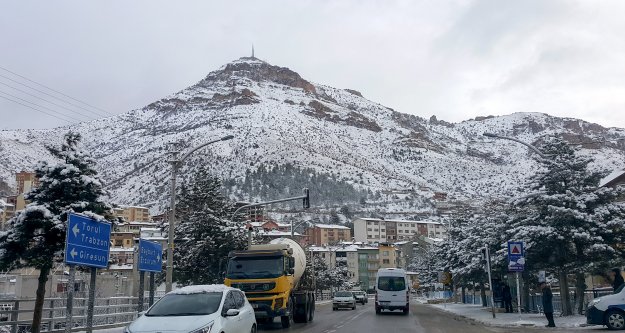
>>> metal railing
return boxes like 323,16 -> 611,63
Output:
459,289 -> 614,314
0,296 -> 160,333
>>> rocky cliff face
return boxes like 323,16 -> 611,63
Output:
1,57 -> 624,213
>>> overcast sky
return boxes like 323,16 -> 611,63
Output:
1,0 -> 625,130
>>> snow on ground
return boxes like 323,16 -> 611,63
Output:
428,302 -> 602,330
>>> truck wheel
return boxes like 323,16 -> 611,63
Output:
606,310 -> 625,330
308,300 -> 315,322
281,301 -> 293,328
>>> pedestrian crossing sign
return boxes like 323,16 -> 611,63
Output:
507,241 -> 524,272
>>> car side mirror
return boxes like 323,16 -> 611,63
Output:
225,309 -> 240,317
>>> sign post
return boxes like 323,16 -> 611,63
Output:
484,246 -> 496,319
138,239 -> 163,311
508,241 -> 525,322
64,214 -> 111,333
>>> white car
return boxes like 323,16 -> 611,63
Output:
587,287 -> 625,330
126,285 -> 257,333
333,291 -> 357,310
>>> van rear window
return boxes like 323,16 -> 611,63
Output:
378,276 -> 406,291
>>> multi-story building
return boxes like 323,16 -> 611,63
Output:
353,218 -> 446,243
117,221 -> 160,236
378,243 -> 399,268
357,247 -> 379,291
14,171 -> 38,210
0,198 -> 15,230
306,224 -> 351,246
111,231 -> 134,248
335,245 -> 359,284
114,205 -> 151,223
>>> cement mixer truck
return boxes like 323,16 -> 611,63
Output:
224,238 -> 315,328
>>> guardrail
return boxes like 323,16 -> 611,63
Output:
0,296 -> 160,333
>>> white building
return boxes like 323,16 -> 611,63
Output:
353,218 -> 446,243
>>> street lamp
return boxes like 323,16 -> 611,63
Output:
165,135 -> 234,292
482,133 -> 548,159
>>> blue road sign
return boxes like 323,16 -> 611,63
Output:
138,239 -> 163,273
507,241 -> 525,272
64,213 -> 111,268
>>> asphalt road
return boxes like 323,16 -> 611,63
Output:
258,300 -> 592,333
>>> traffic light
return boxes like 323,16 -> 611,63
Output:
303,188 -> 310,209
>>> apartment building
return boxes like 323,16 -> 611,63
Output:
378,243 -> 399,268
114,205 -> 151,223
353,218 -> 446,243
14,171 -> 38,210
357,247 -> 379,291
0,198 -> 15,230
306,224 -> 351,246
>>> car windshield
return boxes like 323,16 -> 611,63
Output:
378,277 -> 406,291
226,256 -> 284,279
335,292 -> 353,297
146,293 -> 222,316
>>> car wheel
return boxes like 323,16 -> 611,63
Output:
375,306 -> 381,314
250,324 -> 257,333
606,310 -> 625,330
403,306 -> 409,315
333,306 -> 337,311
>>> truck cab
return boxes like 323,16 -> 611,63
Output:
224,238 -> 314,329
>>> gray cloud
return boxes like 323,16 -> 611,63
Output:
1,0 -> 624,130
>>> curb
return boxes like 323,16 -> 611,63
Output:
425,304 -> 583,331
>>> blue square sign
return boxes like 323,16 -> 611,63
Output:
507,241 -> 524,272
64,213 -> 112,268
138,239 -> 163,273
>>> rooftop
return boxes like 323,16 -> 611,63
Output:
356,217 -> 442,225
599,170 -> 625,187
314,223 -> 350,230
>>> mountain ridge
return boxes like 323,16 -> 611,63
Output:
1,57 -> 624,215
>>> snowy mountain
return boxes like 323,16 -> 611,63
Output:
1,56 -> 625,215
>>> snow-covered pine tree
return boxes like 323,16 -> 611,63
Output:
508,137 -> 625,316
172,166 -> 247,285
0,132 -> 111,333
435,205 -> 508,305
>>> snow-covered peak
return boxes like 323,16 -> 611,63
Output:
1,57 -> 624,217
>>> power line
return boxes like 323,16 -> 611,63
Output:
0,66 -> 113,117
0,81 -> 96,121
0,93 -> 73,124
0,72 -> 110,118
0,90 -> 75,123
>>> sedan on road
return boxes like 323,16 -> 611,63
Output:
125,284 -> 256,333
333,291 -> 357,310
353,291 -> 367,305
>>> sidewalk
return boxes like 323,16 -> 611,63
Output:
428,302 -> 601,330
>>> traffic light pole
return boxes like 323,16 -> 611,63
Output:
230,188 -> 310,248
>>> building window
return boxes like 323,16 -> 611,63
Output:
382,259 -> 390,264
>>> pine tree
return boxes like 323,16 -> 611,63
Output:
172,166 -> 247,285
0,132 -> 111,333
508,137 -> 625,315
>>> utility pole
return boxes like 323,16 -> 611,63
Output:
485,246 -> 496,319
165,135 -> 234,292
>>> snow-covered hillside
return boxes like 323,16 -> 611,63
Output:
1,56 -> 624,213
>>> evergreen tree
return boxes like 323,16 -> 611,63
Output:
0,132 -> 111,333
508,137 -> 625,315
172,166 -> 247,285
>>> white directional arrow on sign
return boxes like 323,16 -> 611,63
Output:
72,223 -> 80,237
70,248 -> 78,259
